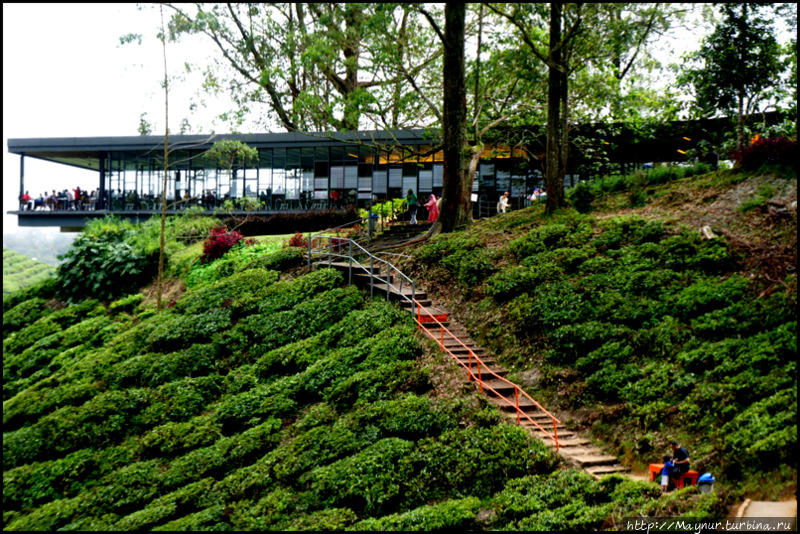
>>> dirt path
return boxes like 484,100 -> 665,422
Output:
738,499 -> 797,519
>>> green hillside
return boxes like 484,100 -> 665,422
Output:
2,224 -> 722,531
397,166 -> 797,499
2,165 -> 795,530
3,248 -> 56,295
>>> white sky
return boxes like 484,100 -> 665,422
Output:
2,3 -> 794,238
3,3 -> 227,235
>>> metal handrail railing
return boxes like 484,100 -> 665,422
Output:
412,299 -> 561,450
308,236 -> 560,450
308,235 -> 417,311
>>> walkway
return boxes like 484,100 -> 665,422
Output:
310,229 -> 639,480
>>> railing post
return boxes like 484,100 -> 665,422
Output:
553,421 -> 559,451
369,256 -> 374,297
440,323 -> 444,348
515,386 -> 520,424
468,350 -> 473,381
307,233 -> 312,270
348,240 -> 352,285
478,361 -> 483,392
416,301 -> 421,329
385,264 -> 390,301
328,237 -> 332,265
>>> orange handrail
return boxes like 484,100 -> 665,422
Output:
413,298 -> 561,451
308,240 -> 561,451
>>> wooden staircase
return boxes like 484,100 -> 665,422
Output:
312,252 -> 636,479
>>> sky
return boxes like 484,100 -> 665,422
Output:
2,3 -> 794,243
2,3 -> 226,238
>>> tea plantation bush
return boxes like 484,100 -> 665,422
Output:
3,218 -> 736,531
3,238 -> 712,531
410,207 -> 796,487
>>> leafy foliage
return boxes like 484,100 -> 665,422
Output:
199,226 -> 254,264
732,136 -> 798,170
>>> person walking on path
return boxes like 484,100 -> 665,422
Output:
424,193 -> 439,223
406,188 -> 419,224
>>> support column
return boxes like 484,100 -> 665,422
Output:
99,153 -> 107,210
19,154 -> 25,208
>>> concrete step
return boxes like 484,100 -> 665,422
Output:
545,437 -> 591,448
568,454 -> 620,468
585,464 -> 631,476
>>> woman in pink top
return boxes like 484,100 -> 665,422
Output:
424,194 -> 439,222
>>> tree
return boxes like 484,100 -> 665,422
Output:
438,2 -> 469,233
165,3 -> 439,132
206,140 -> 258,197
156,4 -> 171,311
681,3 -> 783,150
138,112 -> 153,136
486,3 -> 684,211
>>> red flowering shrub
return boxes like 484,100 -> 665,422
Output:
200,226 -> 247,263
286,232 -> 308,248
732,136 -> 797,170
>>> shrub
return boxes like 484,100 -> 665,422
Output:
145,309 -> 232,353
162,418 -> 283,489
732,136 -> 798,170
440,248 -> 496,287
303,437 -> 415,516
176,268 -> 282,316
199,226 -> 253,264
406,425 -> 558,506
286,232 -> 308,248
3,297 -> 51,336
139,415 -> 223,457
242,246 -> 305,272
151,504 -> 229,531
414,234 -> 482,264
353,497 -> 481,531
673,275 -> 748,319
568,181 -> 595,213
272,423 -> 366,483
491,470 -> 604,525
3,277 -> 58,315
56,233 -> 155,303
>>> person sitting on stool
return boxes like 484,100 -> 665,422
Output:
669,440 -> 690,486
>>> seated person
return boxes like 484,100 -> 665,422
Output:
669,440 -> 690,483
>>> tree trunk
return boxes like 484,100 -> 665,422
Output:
157,5 -> 169,312
545,2 -> 563,214
557,61 -> 569,204
737,94 -> 745,152
341,5 -> 363,131
438,2 -> 470,233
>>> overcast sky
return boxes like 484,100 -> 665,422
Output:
2,3 -> 793,240
2,3 -> 225,236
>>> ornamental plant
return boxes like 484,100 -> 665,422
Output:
200,226 -> 254,263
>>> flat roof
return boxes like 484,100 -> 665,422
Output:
7,130 -> 437,171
